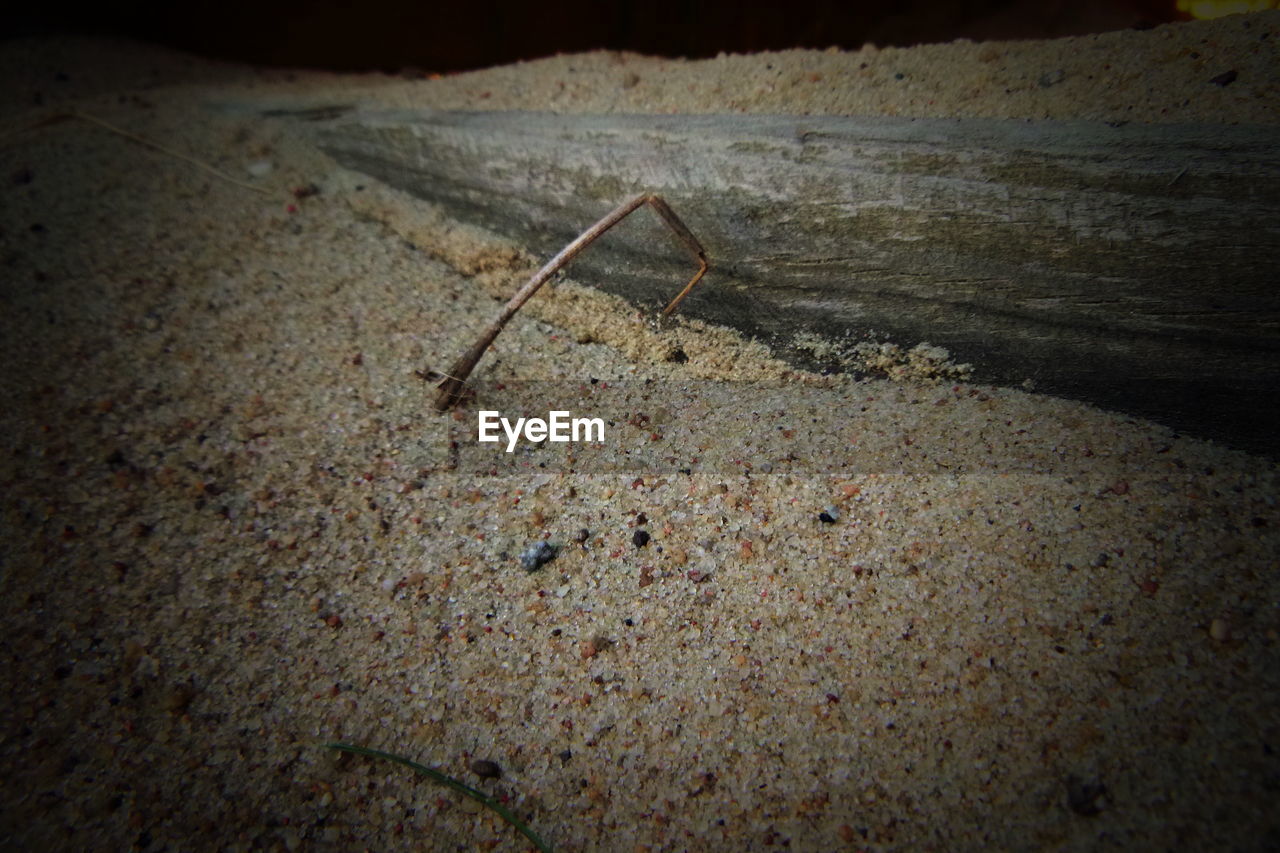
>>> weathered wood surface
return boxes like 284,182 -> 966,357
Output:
304,109 -> 1280,454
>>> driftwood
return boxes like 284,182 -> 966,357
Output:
302,109 -> 1279,454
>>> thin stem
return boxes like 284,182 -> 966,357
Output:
324,742 -> 555,853
432,193 -> 708,411
71,111 -> 273,196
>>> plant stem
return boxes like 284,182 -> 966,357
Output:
432,192 -> 707,411
324,742 -> 555,852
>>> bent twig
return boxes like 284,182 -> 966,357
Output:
432,193 -> 708,412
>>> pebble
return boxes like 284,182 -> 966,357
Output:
1065,775 -> 1107,816
519,541 -> 558,571
470,759 -> 502,779
633,529 -> 651,548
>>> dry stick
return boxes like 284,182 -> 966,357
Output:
70,111 -> 273,196
5,110 -> 276,196
431,192 -> 708,412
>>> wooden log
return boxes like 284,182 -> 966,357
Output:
305,109 -> 1280,454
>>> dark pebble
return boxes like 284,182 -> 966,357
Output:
1209,69 -> 1238,86
818,511 -> 837,524
470,759 -> 502,779
633,529 -> 650,548
1065,775 -> 1107,816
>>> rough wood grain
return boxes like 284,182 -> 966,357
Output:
305,109 -> 1280,454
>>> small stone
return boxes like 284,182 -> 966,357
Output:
580,635 -> 612,659
520,541 -> 558,571
633,529 -> 651,548
163,683 -> 197,714
1209,617 -> 1231,642
246,159 -> 274,177
470,759 -> 502,779
1065,775 -> 1107,817
1209,69 -> 1238,87
818,506 -> 839,523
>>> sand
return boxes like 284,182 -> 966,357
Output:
2,15 -> 1278,852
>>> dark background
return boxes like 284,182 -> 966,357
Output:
4,0 -> 1185,72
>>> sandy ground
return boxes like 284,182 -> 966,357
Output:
2,15 -> 1279,852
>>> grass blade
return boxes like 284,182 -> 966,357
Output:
323,742 -> 555,853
